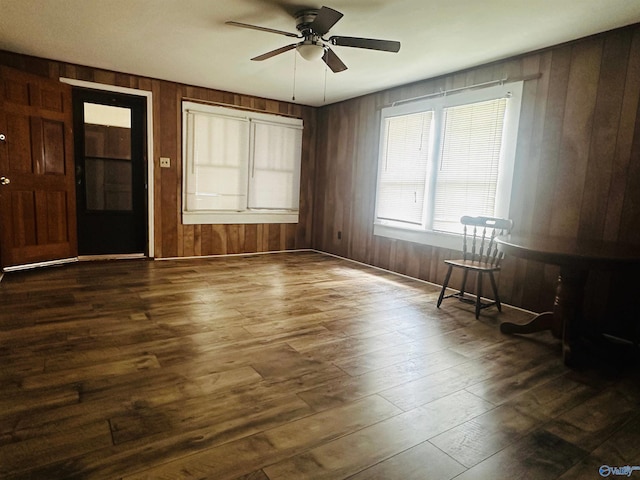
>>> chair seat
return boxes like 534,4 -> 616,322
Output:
444,258 -> 501,272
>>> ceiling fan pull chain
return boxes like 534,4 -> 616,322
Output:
323,61 -> 328,103
292,50 -> 298,101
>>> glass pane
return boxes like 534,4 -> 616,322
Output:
82,102 -> 133,211
376,111 -> 433,225
433,98 -> 507,234
85,158 -> 132,211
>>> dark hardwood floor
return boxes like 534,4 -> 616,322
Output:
1,251 -> 639,479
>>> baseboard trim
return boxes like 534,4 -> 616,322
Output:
78,254 -> 147,261
310,249 -> 537,316
155,249 -> 314,261
2,257 -> 79,273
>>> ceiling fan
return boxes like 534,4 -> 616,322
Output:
226,6 -> 401,73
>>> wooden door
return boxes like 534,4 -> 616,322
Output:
0,66 -> 77,269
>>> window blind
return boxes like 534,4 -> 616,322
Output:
248,120 -> 303,210
185,111 -> 249,211
376,111 -> 433,226
432,98 -> 507,234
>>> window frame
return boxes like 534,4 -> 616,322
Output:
373,81 -> 523,250
181,101 -> 303,225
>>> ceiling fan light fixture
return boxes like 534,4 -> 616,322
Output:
296,41 -> 325,61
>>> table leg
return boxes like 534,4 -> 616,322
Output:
500,311 -> 554,334
500,268 -> 588,366
555,268 -> 588,366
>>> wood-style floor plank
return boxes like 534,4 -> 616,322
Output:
0,251 -> 639,479
347,441 -> 466,480
262,390 -> 494,480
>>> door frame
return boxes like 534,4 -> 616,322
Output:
61,78 -> 155,258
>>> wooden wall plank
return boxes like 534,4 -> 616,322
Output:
618,99 -> 640,245
200,224 -> 213,256
268,224 -> 280,252
151,79 -> 163,258
349,95 -> 378,265
285,224 -> 296,250
604,28 -> 640,242
211,225 -> 227,255
578,29 -> 630,241
226,225 -> 243,254
244,225 -> 258,253
312,109 -> 329,251
183,225 -> 195,257
158,81 -> 179,258
549,38 -> 602,238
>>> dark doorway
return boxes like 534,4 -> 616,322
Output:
73,89 -> 147,255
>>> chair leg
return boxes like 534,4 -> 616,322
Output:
459,269 -> 469,297
437,265 -> 453,308
488,271 -> 502,312
475,272 -> 483,319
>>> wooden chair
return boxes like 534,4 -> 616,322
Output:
437,216 -> 513,319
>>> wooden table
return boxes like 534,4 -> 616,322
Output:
495,234 -> 640,366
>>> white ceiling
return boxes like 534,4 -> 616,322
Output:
1,0 -> 640,107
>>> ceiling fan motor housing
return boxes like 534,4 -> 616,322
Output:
295,10 -> 321,36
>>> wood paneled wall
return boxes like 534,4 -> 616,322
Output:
0,50 -> 317,258
313,24 -> 640,335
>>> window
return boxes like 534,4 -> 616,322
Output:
182,101 -> 303,224
374,82 -> 523,249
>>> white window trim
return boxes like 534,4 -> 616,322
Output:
373,81 -> 523,251
181,101 -> 303,225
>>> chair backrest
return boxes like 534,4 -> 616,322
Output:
461,216 -> 513,266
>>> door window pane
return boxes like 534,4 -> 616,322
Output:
85,158 -> 132,211
83,103 -> 133,211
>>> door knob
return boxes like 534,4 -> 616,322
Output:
0,176 -> 10,185
0,133 -> 6,142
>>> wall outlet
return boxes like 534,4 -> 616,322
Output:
160,157 -> 171,168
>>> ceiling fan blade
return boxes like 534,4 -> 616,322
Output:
226,21 -> 299,38
329,36 -> 401,52
251,43 -> 297,61
309,6 -> 343,36
322,47 -> 348,73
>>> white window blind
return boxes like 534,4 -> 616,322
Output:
248,120 -> 302,210
185,111 -> 249,211
433,98 -> 507,234
376,111 -> 433,226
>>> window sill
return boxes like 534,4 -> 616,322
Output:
183,211 -> 299,225
373,223 -> 463,251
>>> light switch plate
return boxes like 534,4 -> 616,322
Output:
160,157 -> 171,168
